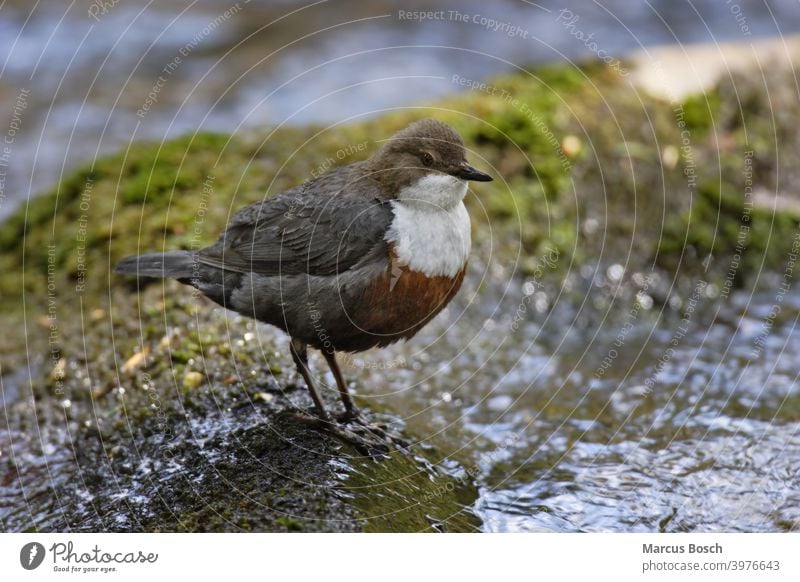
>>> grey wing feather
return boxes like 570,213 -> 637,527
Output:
198,173 -> 393,276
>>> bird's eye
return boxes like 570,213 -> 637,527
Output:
421,152 -> 434,166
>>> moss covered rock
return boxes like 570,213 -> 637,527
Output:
2,59 -> 798,532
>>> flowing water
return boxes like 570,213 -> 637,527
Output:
345,258 -> 800,532
2,256 -> 798,531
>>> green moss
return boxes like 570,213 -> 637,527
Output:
659,149 -> 800,276
275,516 -> 304,532
4,59 -> 794,313
118,133 -> 230,205
344,451 -> 481,532
681,90 -> 723,135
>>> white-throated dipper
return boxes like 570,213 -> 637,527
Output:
115,118 -> 492,449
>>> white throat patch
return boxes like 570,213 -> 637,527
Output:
385,174 -> 471,278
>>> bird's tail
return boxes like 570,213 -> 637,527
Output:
114,250 -> 197,279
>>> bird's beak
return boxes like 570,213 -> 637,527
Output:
453,162 -> 493,182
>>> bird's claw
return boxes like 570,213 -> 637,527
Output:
334,408 -> 362,423
290,411 -> 392,458
291,409 -> 408,456
337,412 -> 410,450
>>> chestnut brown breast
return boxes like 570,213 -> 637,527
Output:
351,244 -> 466,350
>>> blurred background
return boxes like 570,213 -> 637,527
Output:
2,0 -> 800,219
3,1 -> 800,534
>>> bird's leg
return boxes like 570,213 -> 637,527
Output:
289,338 -> 331,422
288,339 -> 390,456
321,349 -> 360,421
321,349 -> 409,449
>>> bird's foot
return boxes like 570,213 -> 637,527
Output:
334,409 -> 410,450
334,407 -> 362,423
291,411 -> 391,458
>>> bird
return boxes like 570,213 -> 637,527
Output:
114,118 -> 492,449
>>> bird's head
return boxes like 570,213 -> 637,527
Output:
368,118 -> 492,209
